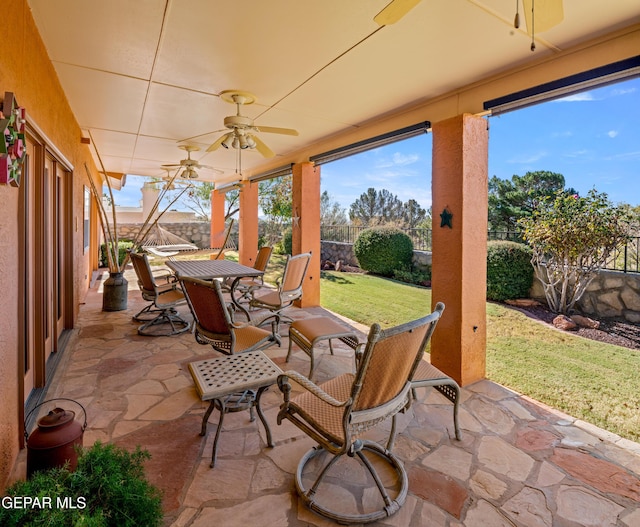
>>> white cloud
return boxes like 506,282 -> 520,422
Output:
507,151 -> 547,164
564,149 -> 589,158
555,92 -> 595,102
374,152 -> 419,168
392,152 -> 419,166
607,130 -> 619,138
610,87 -> 636,97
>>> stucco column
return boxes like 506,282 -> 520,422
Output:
210,188 -> 226,248
238,180 -> 259,266
292,162 -> 320,307
430,113 -> 488,386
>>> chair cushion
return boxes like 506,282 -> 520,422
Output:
235,325 -> 275,353
290,373 -> 354,445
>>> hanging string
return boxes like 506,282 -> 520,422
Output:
514,0 -> 520,28
530,0 -> 536,51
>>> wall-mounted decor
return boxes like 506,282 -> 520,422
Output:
0,92 -> 27,187
440,207 -> 453,228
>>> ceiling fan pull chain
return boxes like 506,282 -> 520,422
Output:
514,0 -> 520,28
530,0 -> 536,51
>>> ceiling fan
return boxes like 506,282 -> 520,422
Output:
206,90 -> 298,158
162,145 -> 222,179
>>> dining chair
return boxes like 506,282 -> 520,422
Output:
276,303 -> 445,524
249,252 -> 311,322
129,251 -> 191,336
179,276 -> 281,355
222,245 -> 273,300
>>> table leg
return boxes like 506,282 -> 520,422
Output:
230,276 -> 252,320
201,400 -> 216,436
255,386 -> 274,448
211,398 -> 226,468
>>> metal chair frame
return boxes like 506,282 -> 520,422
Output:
277,303 -> 445,524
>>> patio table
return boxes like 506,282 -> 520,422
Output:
167,259 -> 264,316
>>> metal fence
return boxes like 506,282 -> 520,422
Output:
320,225 -> 432,251
320,225 -> 640,274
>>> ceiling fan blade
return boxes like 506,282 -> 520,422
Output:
522,0 -> 564,33
252,135 -> 275,158
161,163 -> 183,169
374,0 -> 421,26
255,125 -> 299,136
206,134 -> 227,153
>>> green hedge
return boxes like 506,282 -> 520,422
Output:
486,240 -> 533,301
100,240 -> 133,268
354,227 -> 414,277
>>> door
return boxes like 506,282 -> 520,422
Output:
20,138 -> 72,406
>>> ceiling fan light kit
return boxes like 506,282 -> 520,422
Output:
161,144 -> 222,181
206,90 -> 298,159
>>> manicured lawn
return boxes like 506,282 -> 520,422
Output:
320,270 -> 640,442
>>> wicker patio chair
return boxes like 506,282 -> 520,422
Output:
277,303 -> 445,524
221,245 -> 272,299
179,276 -> 281,355
249,252 -> 311,322
129,251 -> 191,336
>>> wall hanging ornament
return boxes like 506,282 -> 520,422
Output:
440,207 -> 453,229
0,92 -> 27,187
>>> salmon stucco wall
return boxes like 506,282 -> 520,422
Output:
0,0 -> 101,488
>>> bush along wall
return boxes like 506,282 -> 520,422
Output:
353,227 -> 414,277
486,240 -> 533,301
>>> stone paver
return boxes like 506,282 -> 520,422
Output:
11,267 -> 640,527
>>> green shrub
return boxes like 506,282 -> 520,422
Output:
486,240 -> 533,301
354,227 -> 414,277
99,240 -> 133,268
0,441 -> 163,527
392,267 -> 431,286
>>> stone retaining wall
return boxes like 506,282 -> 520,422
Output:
531,270 -> 640,323
320,241 -> 432,270
115,222 -> 211,248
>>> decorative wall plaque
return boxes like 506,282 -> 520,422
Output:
0,92 -> 26,187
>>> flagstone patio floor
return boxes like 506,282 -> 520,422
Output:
11,268 -> 640,526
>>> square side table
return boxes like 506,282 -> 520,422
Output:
189,350 -> 282,467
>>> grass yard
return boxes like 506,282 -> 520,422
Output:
320,270 -> 640,442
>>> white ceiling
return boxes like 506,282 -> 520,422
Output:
28,0 -> 640,184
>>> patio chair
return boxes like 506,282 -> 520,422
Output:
277,303 -> 445,524
179,276 -> 281,355
249,252 -> 311,322
222,245 -> 273,300
129,251 -> 191,336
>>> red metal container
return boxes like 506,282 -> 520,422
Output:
25,399 -> 86,478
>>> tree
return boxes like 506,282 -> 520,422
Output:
259,175 -> 292,246
401,199 -> 427,229
488,171 -> 574,231
519,189 -> 631,314
349,187 -> 403,226
178,181 -> 239,221
320,190 -> 348,224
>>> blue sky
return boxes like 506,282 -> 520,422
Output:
115,76 -> 640,213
